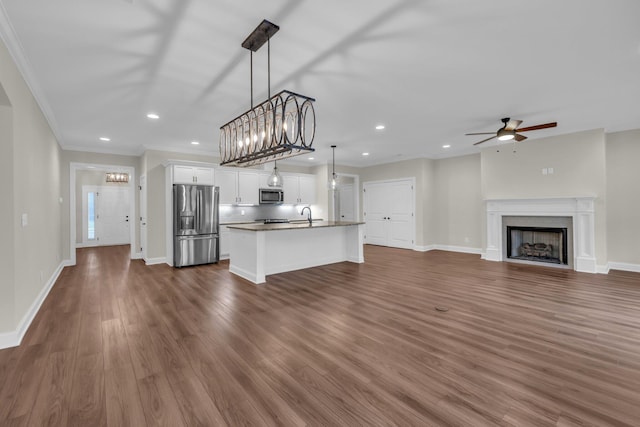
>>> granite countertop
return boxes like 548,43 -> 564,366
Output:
226,220 -> 364,231
220,219 -> 325,226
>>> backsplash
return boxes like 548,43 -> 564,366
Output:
219,205 -> 316,223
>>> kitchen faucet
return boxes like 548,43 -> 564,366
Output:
301,206 -> 312,225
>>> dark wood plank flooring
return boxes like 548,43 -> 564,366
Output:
1,244 -> 640,426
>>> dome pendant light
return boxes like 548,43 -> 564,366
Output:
329,145 -> 338,190
267,160 -> 282,187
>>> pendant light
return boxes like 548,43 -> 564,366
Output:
267,160 -> 282,187
329,145 -> 338,190
219,20 -> 316,167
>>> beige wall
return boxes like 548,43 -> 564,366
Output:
1,37 -> 63,334
60,150 -> 140,260
434,154 -> 482,249
0,102 -> 14,332
481,129 -> 608,265
606,129 -> 640,264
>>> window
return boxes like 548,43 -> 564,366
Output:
87,192 -> 95,240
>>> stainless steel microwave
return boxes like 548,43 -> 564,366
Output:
259,188 -> 284,204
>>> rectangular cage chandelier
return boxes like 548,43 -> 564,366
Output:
219,20 -> 316,167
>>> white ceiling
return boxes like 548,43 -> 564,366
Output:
1,0 -> 639,167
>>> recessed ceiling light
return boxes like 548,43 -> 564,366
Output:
146,113 -> 160,119
308,157 -> 315,160
375,125 -> 385,130
442,144 -> 451,148
362,152 -> 370,156
191,141 -> 200,145
99,137 -> 110,142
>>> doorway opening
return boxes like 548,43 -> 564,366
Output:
69,163 -> 136,265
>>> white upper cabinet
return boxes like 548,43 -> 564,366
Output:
283,174 -> 316,205
172,165 -> 214,185
215,168 -> 260,205
282,175 -> 299,204
298,175 -> 316,205
237,171 -> 259,205
215,168 -> 238,204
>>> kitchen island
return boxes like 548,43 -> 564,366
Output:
227,221 -> 364,284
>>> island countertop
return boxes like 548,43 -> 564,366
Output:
226,220 -> 364,232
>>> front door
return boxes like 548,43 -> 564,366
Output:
82,185 -> 130,246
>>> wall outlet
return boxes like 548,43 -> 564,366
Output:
542,168 -> 548,175
21,213 -> 28,227
548,167 -> 554,174
241,209 -> 245,216
464,237 -> 470,243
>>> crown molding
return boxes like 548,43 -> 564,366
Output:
0,2 -> 64,143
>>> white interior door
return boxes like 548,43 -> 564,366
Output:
387,180 -> 414,249
140,175 -> 147,259
363,179 -> 414,249
363,182 -> 390,246
339,184 -> 355,221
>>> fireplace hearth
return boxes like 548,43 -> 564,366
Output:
507,226 -> 568,265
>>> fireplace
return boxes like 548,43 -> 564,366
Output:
484,198 -> 596,273
506,226 -> 568,265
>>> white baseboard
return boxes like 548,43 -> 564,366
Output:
144,257 -> 167,266
433,245 -> 483,255
596,264 -> 610,274
414,245 -> 436,252
608,262 -> 640,273
62,259 -> 75,267
413,244 -> 482,255
133,252 -> 143,260
0,261 -> 66,350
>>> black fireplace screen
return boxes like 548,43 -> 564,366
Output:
507,226 -> 568,265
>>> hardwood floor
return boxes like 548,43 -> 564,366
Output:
1,245 -> 640,426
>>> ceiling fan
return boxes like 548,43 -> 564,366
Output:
467,118 -> 557,146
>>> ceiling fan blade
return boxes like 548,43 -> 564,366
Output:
473,136 -> 496,146
514,134 -> 527,142
465,132 -> 495,135
516,122 -> 557,132
504,119 -> 522,131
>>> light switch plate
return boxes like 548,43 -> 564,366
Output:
21,213 -> 28,227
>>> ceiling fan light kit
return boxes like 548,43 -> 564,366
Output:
467,117 -> 557,146
219,20 -> 316,167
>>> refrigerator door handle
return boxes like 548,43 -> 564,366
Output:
196,190 -> 202,231
177,234 -> 216,241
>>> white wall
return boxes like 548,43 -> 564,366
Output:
606,129 -> 640,265
0,36 -> 63,337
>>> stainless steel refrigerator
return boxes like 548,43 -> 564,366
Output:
173,184 -> 219,267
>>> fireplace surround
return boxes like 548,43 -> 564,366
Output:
484,198 -> 596,273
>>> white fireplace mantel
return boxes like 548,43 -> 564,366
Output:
484,197 -> 596,273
